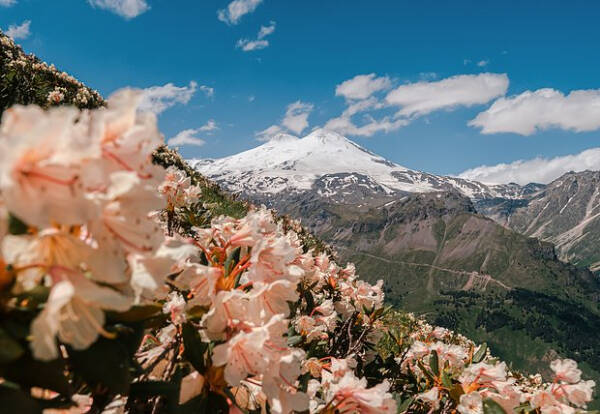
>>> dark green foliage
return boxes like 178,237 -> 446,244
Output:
0,31 -> 104,115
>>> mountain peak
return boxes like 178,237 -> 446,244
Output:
303,128 -> 349,145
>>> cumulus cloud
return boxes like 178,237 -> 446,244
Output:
282,101 -> 313,134
477,60 -> 489,67
324,115 -> 408,137
88,0 -> 149,19
218,0 -> 262,25
469,88 -> 600,135
458,147 -> 600,185
255,100 -> 313,140
167,129 -> 206,147
237,39 -> 268,51
255,124 -> 284,141
335,73 -> 392,101
237,21 -> 275,52
0,0 -> 16,6
385,73 -> 509,117
5,20 -> 31,40
138,81 -> 199,114
198,119 -> 219,133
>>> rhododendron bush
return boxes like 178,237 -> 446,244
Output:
0,92 -> 595,413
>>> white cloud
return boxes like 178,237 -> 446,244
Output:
477,60 -> 489,67
199,119 -> 218,133
385,73 -> 509,117
257,21 -> 276,38
0,0 -> 16,7
138,81 -> 199,114
88,0 -> 149,19
199,85 -> 214,98
458,147 -> 600,185
5,20 -> 31,40
237,39 -> 269,51
167,129 -> 206,147
255,100 -> 313,140
324,115 -> 408,137
255,124 -> 283,141
237,21 -> 275,52
335,73 -> 392,101
469,88 -> 600,135
282,101 -> 313,134
218,0 -> 262,25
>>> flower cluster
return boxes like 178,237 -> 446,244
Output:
0,91 -> 595,413
0,89 -> 166,360
394,318 -> 596,413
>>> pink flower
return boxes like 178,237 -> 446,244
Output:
559,380 -> 595,408
459,362 -> 507,385
211,327 -> 269,386
249,280 -> 299,322
0,106 -> 100,228
457,392 -> 483,414
202,290 -> 250,340
550,359 -> 582,384
30,270 -> 131,360
261,349 -> 309,414
245,235 -> 303,284
328,372 -> 396,414
417,387 -> 440,410
162,292 -> 187,325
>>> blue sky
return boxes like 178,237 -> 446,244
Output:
2,0 -> 600,183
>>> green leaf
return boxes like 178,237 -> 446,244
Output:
473,342 -> 487,363
182,323 -> 208,373
223,247 -> 241,278
287,335 -> 303,347
416,360 -> 434,381
429,350 -> 440,377
0,327 -> 24,364
0,383 -> 42,414
395,395 -> 414,413
483,398 -> 508,414
8,213 -> 28,235
441,370 -> 453,388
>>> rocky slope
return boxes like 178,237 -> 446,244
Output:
477,171 -> 600,272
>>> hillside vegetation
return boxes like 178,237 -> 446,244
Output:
0,30 -> 596,413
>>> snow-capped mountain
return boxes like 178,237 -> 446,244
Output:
191,129 -> 539,201
191,129 -> 599,273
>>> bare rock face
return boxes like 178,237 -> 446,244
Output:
476,171 -> 600,272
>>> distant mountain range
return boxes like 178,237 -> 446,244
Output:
192,129 -> 600,383
191,129 -> 600,273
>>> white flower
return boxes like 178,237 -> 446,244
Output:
550,359 -> 582,384
457,392 -> 483,414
